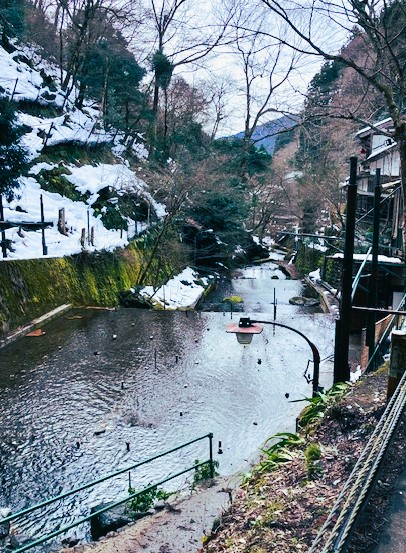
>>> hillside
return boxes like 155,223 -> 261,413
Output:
0,40 -> 165,261
231,115 -> 297,154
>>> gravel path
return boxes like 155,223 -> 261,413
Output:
61,476 -> 239,553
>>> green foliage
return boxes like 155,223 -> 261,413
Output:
304,442 -> 322,479
214,139 -> 272,178
79,26 -> 149,132
0,98 -> 28,200
127,486 -> 172,514
191,191 -> 248,234
256,432 -> 304,474
222,295 -> 244,304
307,60 -> 344,106
296,383 -> 349,430
294,243 -> 323,276
0,0 -> 26,44
39,143 -> 116,166
152,51 -> 174,90
252,501 -> 285,529
192,459 -> 219,486
36,165 -> 90,203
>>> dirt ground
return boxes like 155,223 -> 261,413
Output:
204,367 -> 406,553
60,368 -> 405,553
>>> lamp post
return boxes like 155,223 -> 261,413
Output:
226,317 -> 321,397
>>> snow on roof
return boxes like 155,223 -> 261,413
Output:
355,117 -> 393,137
331,253 -> 402,264
367,139 -> 397,160
382,179 -> 401,189
139,267 -> 212,309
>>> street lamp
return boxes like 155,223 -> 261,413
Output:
226,317 -> 321,397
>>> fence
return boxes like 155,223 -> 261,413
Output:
0,433 -> 214,553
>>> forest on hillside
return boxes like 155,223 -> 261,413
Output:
1,1 -> 406,261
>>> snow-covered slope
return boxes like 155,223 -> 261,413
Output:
0,41 -> 163,261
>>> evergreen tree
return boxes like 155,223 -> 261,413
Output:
0,0 -> 25,46
0,98 -> 28,200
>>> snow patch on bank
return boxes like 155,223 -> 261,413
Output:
138,267 -> 213,310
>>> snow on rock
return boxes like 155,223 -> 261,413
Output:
308,268 -> 321,281
139,267 -> 213,310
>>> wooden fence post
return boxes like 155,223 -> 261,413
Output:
40,194 -> 47,255
0,194 -> 7,258
58,208 -> 66,235
81,228 -> 86,247
90,226 -> 94,246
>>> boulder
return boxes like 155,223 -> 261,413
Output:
0,508 -> 10,541
289,296 -> 320,307
90,503 -> 146,540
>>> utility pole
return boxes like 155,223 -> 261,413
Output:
366,169 -> 381,368
334,156 -> 358,383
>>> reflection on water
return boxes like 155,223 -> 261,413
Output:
0,261 -> 334,548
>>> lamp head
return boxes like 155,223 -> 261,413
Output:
226,318 -> 263,345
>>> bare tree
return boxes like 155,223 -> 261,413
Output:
254,0 -> 406,253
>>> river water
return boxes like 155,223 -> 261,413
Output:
0,261 -> 335,548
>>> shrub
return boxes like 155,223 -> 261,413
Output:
304,442 -> 322,479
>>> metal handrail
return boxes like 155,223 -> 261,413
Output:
308,369 -> 406,553
1,433 -> 214,552
351,247 -> 372,302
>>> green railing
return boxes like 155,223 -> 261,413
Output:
351,246 -> 372,301
1,432 -> 215,553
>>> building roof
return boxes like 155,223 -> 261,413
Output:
355,117 -> 394,137
367,139 -> 397,160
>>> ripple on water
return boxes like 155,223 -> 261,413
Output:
0,269 -> 334,547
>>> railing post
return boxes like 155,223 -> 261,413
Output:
208,433 -> 214,478
334,156 -> 358,384
366,169 -> 381,370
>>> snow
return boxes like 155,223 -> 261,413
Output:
331,253 -> 402,264
367,140 -> 397,161
355,117 -> 393,137
308,268 -> 321,281
3,177 -> 128,260
0,39 -> 221,314
0,41 -> 166,261
139,267 -> 212,309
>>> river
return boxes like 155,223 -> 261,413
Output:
0,260 -> 335,549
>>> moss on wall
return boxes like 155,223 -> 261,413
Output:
294,243 -> 324,277
0,239 -> 184,337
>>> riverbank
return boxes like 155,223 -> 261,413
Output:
67,477 -> 237,553
0,237 -> 185,338
204,366 -> 405,553
54,368 -> 406,553
56,366 -> 406,553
